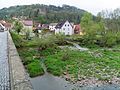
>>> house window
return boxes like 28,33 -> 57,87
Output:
68,28 -> 69,31
65,24 -> 66,27
68,24 -> 69,26
68,32 -> 69,35
63,28 -> 65,30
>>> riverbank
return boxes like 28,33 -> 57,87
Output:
18,43 -> 120,87
10,32 -> 120,89
30,73 -> 120,90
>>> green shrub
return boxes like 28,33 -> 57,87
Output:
10,31 -> 24,48
55,34 -> 67,45
19,48 -> 38,65
103,32 -> 117,47
116,32 -> 120,43
38,36 -> 57,50
27,60 -> 44,77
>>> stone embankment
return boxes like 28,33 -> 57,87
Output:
8,32 -> 33,90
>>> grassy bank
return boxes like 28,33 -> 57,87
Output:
11,31 -> 120,82
18,47 -> 44,77
45,49 -> 120,81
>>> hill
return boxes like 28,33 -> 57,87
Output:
0,4 -> 87,24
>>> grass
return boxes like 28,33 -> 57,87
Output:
18,47 -> 45,77
27,60 -> 44,77
44,49 -> 120,81
11,32 -> 120,81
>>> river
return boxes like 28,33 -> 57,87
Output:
30,73 -> 120,90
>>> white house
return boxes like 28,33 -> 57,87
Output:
49,23 -> 57,31
55,21 -> 74,35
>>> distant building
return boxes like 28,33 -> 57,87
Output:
0,20 -> 12,31
33,22 -> 42,31
4,23 -> 12,31
41,24 -> 49,30
0,23 -> 5,31
22,20 -> 33,30
55,21 -> 74,35
74,24 -> 80,34
49,23 -> 58,31
21,20 -> 35,37
74,24 -> 84,35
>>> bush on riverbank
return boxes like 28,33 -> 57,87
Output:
12,30 -> 120,82
27,60 -> 44,77
10,31 -> 24,48
18,48 -> 44,77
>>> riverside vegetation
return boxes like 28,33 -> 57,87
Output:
10,31 -> 120,85
10,8 -> 120,86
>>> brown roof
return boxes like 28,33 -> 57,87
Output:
0,20 -> 6,25
0,20 -> 12,28
22,20 -> 33,26
4,23 -> 12,28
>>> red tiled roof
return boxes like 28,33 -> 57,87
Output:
22,20 -> 33,26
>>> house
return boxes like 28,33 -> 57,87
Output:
55,21 -> 74,35
74,24 -> 84,35
33,22 -> 42,34
49,23 -> 58,31
41,24 -> 49,30
0,20 -> 12,31
4,23 -> 12,30
22,20 -> 33,30
0,23 -> 5,31
21,20 -> 35,37
33,22 -> 42,31
34,22 -> 42,30
74,24 -> 80,34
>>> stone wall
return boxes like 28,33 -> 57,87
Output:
8,32 -> 33,90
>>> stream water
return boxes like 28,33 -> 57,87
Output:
30,74 -> 120,90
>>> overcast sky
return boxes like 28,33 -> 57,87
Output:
0,0 -> 120,15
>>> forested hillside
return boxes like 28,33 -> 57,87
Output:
0,4 -> 87,23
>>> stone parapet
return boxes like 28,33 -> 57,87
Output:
8,32 -> 33,90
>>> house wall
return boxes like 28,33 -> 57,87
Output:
24,26 -> 32,30
55,28 -> 60,34
22,26 -> 35,37
49,25 -> 56,31
61,21 -> 74,35
55,21 -> 74,35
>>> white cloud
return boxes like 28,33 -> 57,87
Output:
0,0 -> 120,15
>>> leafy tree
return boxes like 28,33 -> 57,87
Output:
13,20 -> 23,34
0,4 -> 86,23
80,12 -> 107,46
80,12 -> 97,44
